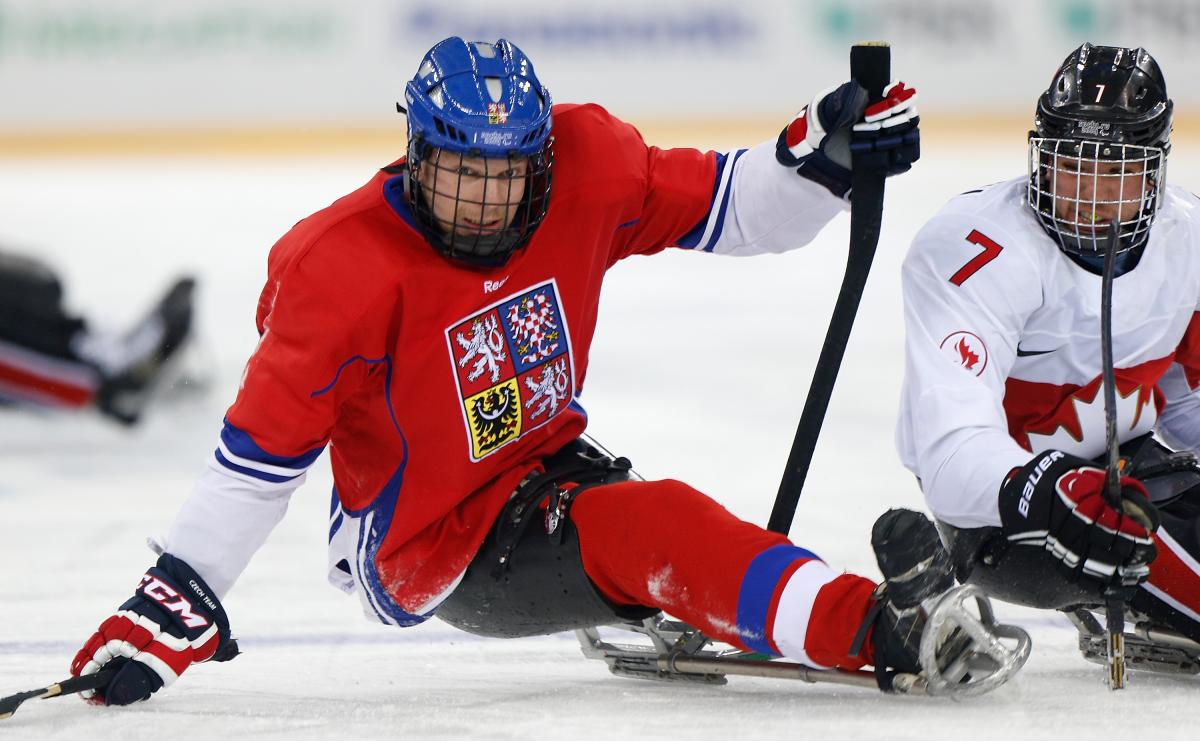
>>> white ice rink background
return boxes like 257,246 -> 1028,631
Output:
2,130 -> 1198,739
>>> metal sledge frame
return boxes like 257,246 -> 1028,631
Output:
1067,607 -> 1200,676
576,583 -> 1031,698
577,616 -> 916,693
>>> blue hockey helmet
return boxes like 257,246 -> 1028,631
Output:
402,37 -> 554,267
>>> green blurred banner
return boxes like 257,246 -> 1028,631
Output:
1,0 -> 1197,132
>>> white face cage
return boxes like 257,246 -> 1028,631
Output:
1026,137 -> 1167,257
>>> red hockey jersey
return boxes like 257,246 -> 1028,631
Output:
225,103 -> 716,619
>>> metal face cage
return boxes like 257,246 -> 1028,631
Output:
1027,137 -> 1166,257
407,138 -> 554,268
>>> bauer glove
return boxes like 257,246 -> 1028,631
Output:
776,80 -> 919,199
998,450 -> 1160,593
70,553 -> 238,706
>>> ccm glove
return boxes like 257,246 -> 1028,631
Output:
70,553 -> 237,706
776,80 -> 919,199
998,450 -> 1160,592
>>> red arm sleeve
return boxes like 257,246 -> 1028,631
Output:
227,224 -> 394,458
551,104 -> 716,264
610,141 -> 718,262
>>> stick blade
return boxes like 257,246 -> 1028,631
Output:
0,687 -> 51,720
0,670 -> 113,721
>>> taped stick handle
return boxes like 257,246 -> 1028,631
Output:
768,42 -> 891,535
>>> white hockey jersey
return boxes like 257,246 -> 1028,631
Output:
896,176 -> 1200,528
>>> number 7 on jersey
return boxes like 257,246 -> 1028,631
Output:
949,229 -> 1004,286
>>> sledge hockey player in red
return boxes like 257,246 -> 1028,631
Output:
69,36 -> 969,705
0,249 -> 194,426
897,43 -> 1200,671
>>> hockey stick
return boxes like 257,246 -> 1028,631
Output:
768,42 -> 892,534
1099,217 -> 1128,690
0,669 -> 113,720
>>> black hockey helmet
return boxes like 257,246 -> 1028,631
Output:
1027,43 -> 1173,257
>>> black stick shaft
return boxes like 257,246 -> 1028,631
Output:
768,43 -> 891,534
1099,217 -> 1127,690
1101,219 -> 1121,507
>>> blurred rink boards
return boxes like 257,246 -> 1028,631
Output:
2,0 -> 1200,155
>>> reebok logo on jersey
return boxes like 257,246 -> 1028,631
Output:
1018,450 -> 1065,517
938,331 -> 988,376
484,277 -> 509,294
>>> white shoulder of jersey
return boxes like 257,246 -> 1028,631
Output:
1149,183 -> 1200,453
904,177 -> 1049,297
1156,183 -> 1200,239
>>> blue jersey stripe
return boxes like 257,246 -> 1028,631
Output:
382,174 -> 423,232
220,419 -> 325,471
735,544 -> 822,655
310,354 -> 391,398
676,151 -> 729,249
675,149 -> 748,252
701,148 -> 747,253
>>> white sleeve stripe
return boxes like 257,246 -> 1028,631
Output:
691,149 -> 744,252
207,452 -> 308,491
217,438 -> 310,477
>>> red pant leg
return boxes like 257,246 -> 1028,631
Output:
571,479 -> 878,669
1137,521 -> 1200,641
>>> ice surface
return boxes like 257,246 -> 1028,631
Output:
2,134 -> 1197,739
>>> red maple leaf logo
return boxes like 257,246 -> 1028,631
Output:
957,338 -> 980,370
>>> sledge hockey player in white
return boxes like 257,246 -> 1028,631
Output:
898,42 -> 1200,672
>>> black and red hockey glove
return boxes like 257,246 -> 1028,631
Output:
776,80 -> 919,199
70,553 -> 237,706
999,450 -> 1160,593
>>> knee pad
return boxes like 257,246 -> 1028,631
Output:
936,520 -> 1099,609
436,439 -> 659,638
1121,435 -> 1200,515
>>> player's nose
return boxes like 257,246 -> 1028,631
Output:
484,175 -> 518,205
